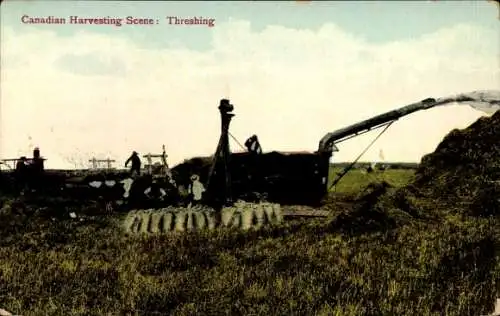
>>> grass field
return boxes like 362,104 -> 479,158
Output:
0,167 -> 498,316
328,167 -> 415,195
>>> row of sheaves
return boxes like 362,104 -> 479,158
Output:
123,202 -> 284,234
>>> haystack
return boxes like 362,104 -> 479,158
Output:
404,110 -> 500,217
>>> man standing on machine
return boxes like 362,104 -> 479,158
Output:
125,151 -> 141,177
244,135 -> 262,154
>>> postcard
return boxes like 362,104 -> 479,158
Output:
1,1 -> 499,315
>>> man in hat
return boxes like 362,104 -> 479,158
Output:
125,151 -> 141,177
188,174 -> 205,206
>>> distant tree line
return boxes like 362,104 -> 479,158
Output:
331,162 -> 418,170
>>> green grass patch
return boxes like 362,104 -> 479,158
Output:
0,166 -> 498,316
328,167 -> 415,195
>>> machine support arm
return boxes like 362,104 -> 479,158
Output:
318,97 -> 445,154
329,120 -> 394,191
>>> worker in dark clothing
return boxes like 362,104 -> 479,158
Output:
245,135 -> 262,154
31,147 -> 44,172
29,147 -> 45,192
15,157 -> 27,172
125,151 -> 141,177
14,157 -> 28,192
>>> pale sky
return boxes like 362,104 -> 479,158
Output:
1,1 -> 499,169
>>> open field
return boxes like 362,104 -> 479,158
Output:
2,110 -> 500,316
0,161 -> 498,315
328,167 -> 415,195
